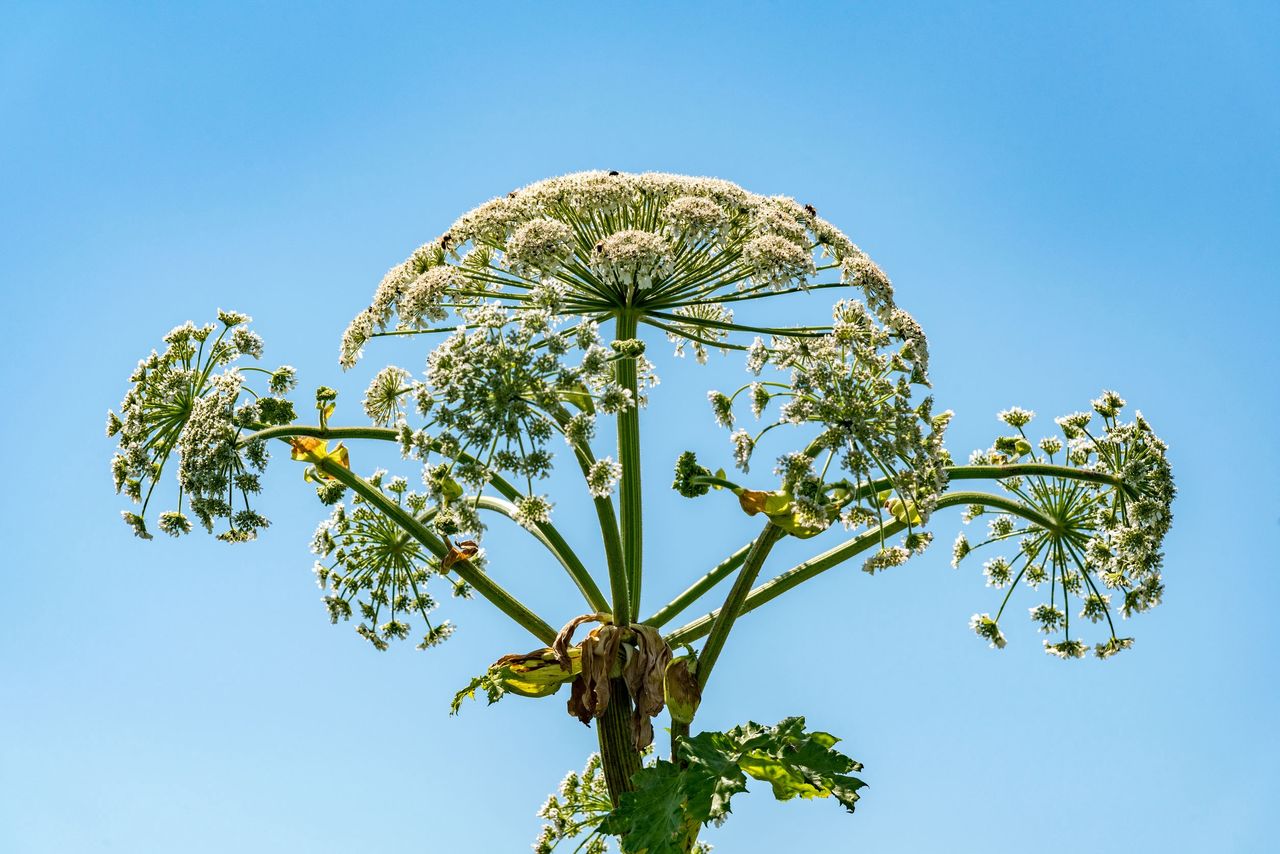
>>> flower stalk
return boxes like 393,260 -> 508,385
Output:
615,309 -> 644,623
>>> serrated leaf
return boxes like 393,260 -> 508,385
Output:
599,760 -> 701,854
597,716 -> 867,851
730,716 -> 867,812
679,731 -> 750,822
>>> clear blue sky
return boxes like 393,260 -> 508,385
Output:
2,2 -> 1277,852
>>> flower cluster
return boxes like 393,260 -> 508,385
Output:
339,171 -> 901,370
108,312 -> 296,541
534,753 -> 613,854
384,293 -> 629,534
705,298 -> 950,540
310,470 -> 469,651
958,393 -> 1175,659
533,752 -> 713,854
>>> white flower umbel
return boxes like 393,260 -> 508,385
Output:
311,472 -> 460,651
707,297 -> 949,537
957,394 -> 1174,659
108,313 -> 296,542
338,171 -> 903,371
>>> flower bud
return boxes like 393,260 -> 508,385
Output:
663,655 -> 702,725
489,647 -> 582,698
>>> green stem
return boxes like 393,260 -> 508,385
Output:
472,496 -> 610,614
243,422 -> 610,617
647,465 -> 1110,637
641,542 -> 751,628
615,310 -> 643,623
664,520 -> 906,646
947,463 -> 1120,489
694,523 -> 786,692
561,426 -> 628,625
941,490 -> 1060,533
597,676 -> 643,807
315,458 -> 556,645
664,489 -> 1058,646
244,424 -> 400,443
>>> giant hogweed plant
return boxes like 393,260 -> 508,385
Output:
108,172 -> 1175,852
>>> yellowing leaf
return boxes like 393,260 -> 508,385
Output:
735,489 -> 790,517
291,438 -> 351,482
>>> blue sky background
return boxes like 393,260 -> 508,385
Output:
2,2 -> 1277,852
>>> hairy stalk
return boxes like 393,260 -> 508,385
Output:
615,310 -> 643,622
473,496 -> 609,612
647,463 -> 1121,635
642,542 -> 752,628
244,424 -> 400,443
948,463 -> 1120,489
245,424 -> 611,615
564,427 -> 628,623
597,676 -> 644,807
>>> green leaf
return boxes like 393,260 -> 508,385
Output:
731,717 -> 866,811
449,671 -> 505,715
679,731 -> 750,822
599,760 -> 701,854
598,717 -> 867,851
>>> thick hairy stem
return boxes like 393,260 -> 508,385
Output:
615,310 -> 644,623
669,721 -> 690,763
597,677 -> 643,807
